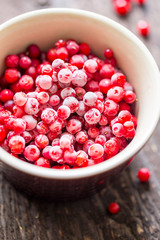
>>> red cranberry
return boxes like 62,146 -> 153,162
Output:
137,168 -> 150,182
137,20 -> 150,37
108,202 -> 120,214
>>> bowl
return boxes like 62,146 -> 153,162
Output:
0,8 -> 160,201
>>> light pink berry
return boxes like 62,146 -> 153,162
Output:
63,96 -> 79,113
83,92 -> 97,107
58,68 -> 73,83
41,108 -> 57,124
60,87 -> 76,99
88,143 -> 104,159
13,92 -> 27,106
72,70 -> 87,87
24,98 -> 39,115
24,145 -> 40,162
84,108 -> 101,124
22,115 -> 37,131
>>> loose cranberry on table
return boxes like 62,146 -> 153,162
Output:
108,202 -> 120,214
137,168 -> 150,182
0,39 -> 137,169
137,20 -> 150,37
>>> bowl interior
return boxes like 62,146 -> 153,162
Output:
0,9 -> 159,179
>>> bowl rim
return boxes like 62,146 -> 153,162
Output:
0,8 -> 160,180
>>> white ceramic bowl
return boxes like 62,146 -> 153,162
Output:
0,8 -> 160,200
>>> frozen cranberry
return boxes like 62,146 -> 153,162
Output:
49,94 -> 60,106
19,56 -> 31,69
22,115 -> 37,131
56,47 -> 69,61
83,92 -> 97,107
9,135 -> 25,154
4,68 -> 20,83
24,145 -> 40,162
66,119 -> 82,134
104,138 -> 119,156
5,54 -> 19,68
72,70 -> 87,87
49,118 -> 63,132
85,80 -> 99,92
84,108 -> 101,125
137,20 -> 150,37
20,131 -> 32,144
35,134 -> 49,148
88,127 -> 99,139
83,59 -> 98,73
24,98 -> 39,115
13,105 -> 25,118
27,44 -> 40,58
63,96 -> 79,113
40,64 -> 53,76
13,92 -> 27,106
114,0 -> 131,16
66,40 -> 79,55
108,203 -> 120,214
111,73 -> 126,86
99,79 -> 112,94
36,75 -> 52,90
42,146 -> 52,159
35,157 -> 51,168
99,115 -> 108,126
75,150 -> 88,167
76,131 -> 88,144
95,135 -> 106,145
104,48 -> 113,59
37,91 -> 50,104
112,123 -> 126,137
0,109 -> 12,124
79,42 -> 90,55
58,68 -> 72,84
70,54 -> 84,69
0,125 -> 7,142
57,105 -> 71,120
104,99 -> 119,116
76,101 -> 88,117
99,64 -> 115,78
55,39 -> 66,48
137,168 -> 150,182
36,121 -> 49,134
118,110 -> 131,123
47,48 -> 57,62
41,108 -> 57,124
13,118 -> 26,134
19,75 -> 34,90
59,134 -> 73,150
0,89 -> 14,103
4,100 -> 14,112
88,144 -> 104,159
49,146 -> 63,162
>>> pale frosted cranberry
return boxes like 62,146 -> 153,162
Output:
41,108 -> 57,124
76,101 -> 88,117
99,115 -> 108,126
111,73 -> 126,86
88,127 -> 99,139
13,105 -> 25,117
0,125 -> 7,142
93,100 -> 104,113
49,146 -> 63,161
35,157 -> 51,168
66,119 -> 82,134
85,80 -> 99,92
131,115 -> 137,128
63,149 -> 77,165
75,150 -> 88,167
104,99 -> 119,116
48,83 -> 58,94
51,138 -> 60,146
125,128 -> 136,139
83,139 -> 94,153
4,116 -> 16,130
110,117 -> 119,128
0,89 -> 14,103
123,121 -> 134,131
99,126 -> 114,140
13,118 -> 26,134
37,75 -> 52,90
42,146 -> 52,159
75,131 -> 88,144
69,54 -> 85,69
75,87 -> 86,100
0,139 -> 10,152
107,86 -> 125,102
9,135 -> 25,154
83,59 -> 98,73
51,71 -> 58,82
64,62 -> 78,73
48,95 -> 60,107
63,96 -> 79,113
66,40 -> 79,55
104,138 -> 119,156
24,98 -> 39,115
26,91 -> 38,99
24,145 -> 40,162
100,64 -> 115,78
37,91 -> 49,104
118,110 -> 131,123
52,59 -> 65,71
95,135 -> 106,145
13,92 -> 27,106
35,134 -> 49,148
5,54 -> 19,68
40,64 -> 53,76
0,109 -> 12,124
58,81 -> 71,88
124,82 -> 133,91
72,70 -> 87,87
19,75 -> 34,90
60,134 -> 73,149
112,123 -> 126,137
124,90 -> 136,104
84,108 -> 101,124
22,115 -> 37,131
88,144 -> 104,159
27,44 -> 40,58
58,68 -> 72,84
83,92 -> 97,107
4,68 -> 20,83
56,47 -> 69,61
20,131 -> 32,144
49,118 -> 63,132
57,105 -> 71,120
19,56 -> 31,69
61,87 -> 76,99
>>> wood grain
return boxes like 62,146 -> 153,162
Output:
0,0 -> 160,239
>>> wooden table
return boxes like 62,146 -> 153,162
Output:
0,1 -> 160,239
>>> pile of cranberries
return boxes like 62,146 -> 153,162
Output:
0,39 -> 137,169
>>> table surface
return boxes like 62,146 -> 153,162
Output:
0,0 -> 160,239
